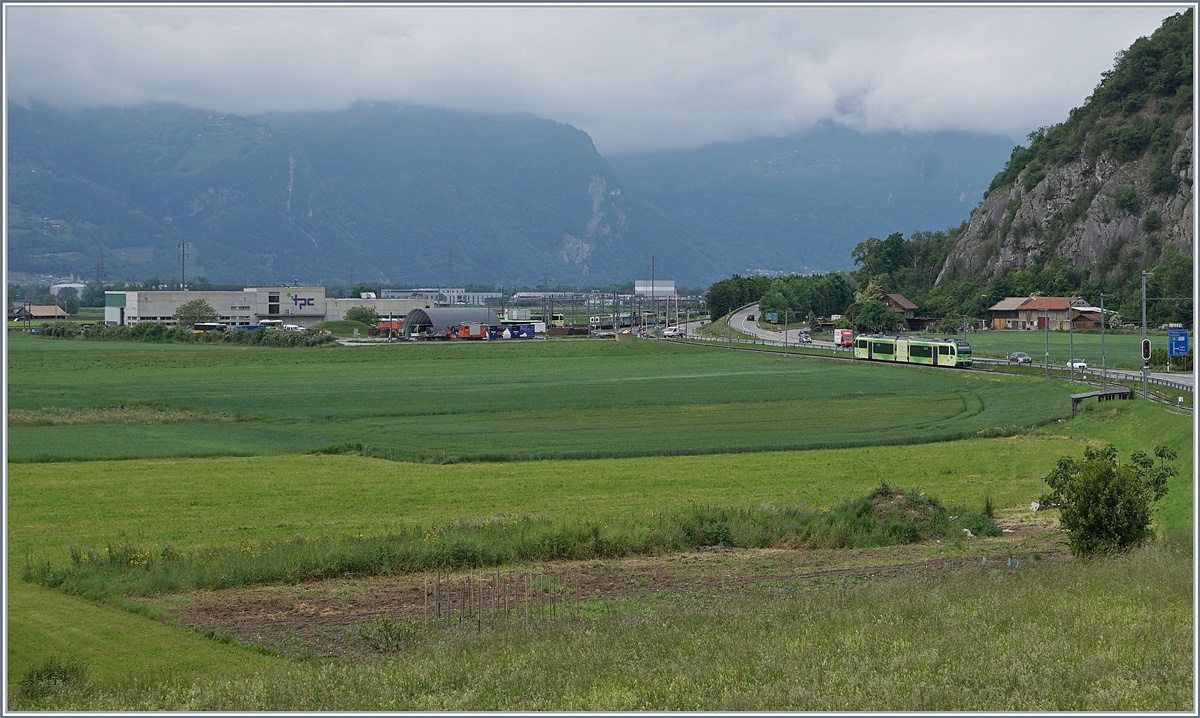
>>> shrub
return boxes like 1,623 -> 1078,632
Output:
1150,156 -> 1180,194
19,656 -> 88,698
344,306 -> 380,326
1142,210 -> 1163,233
1042,444 -> 1176,556
1113,186 -> 1142,216
173,299 -> 219,329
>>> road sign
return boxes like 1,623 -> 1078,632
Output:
1142,339 -> 1152,362
1168,329 -> 1189,357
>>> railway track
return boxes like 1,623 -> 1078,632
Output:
667,334 -> 1194,412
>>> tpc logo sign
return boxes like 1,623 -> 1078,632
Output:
287,292 -> 315,309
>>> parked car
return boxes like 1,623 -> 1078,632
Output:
1008,351 -> 1032,365
1065,359 -> 1088,370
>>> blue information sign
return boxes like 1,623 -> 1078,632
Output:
765,312 -> 778,322
1168,329 -> 1189,357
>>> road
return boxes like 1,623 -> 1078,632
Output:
681,305 -> 1193,393
720,304 -> 838,350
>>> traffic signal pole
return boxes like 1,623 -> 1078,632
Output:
1142,271 -> 1153,400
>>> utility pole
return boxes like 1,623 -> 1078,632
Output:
179,241 -> 189,291
649,255 -> 657,336
1069,299 -> 1075,382
1044,307 -> 1050,381
784,309 -> 789,356
94,246 -> 105,287
1100,293 -> 1108,389
1142,271 -> 1153,400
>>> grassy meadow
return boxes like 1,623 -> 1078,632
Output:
6,334 -> 1193,710
8,333 -> 1075,462
964,328 -> 1173,368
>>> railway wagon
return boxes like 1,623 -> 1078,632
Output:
852,335 -> 972,367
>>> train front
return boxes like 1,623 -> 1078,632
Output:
955,339 -> 972,366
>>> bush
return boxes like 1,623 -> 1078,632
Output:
1042,444 -> 1176,556
173,299 -> 219,329
1142,210 -> 1163,233
1113,186 -> 1142,216
19,656 -> 88,698
344,306 -> 380,326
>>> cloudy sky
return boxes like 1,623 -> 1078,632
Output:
5,4 -> 1183,155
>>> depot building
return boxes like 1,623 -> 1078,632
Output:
104,286 -> 431,329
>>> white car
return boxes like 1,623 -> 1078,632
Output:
1065,359 -> 1088,370
662,326 -> 680,337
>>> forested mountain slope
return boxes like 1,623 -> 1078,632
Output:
9,102 -> 1014,287
8,103 -> 722,286
937,9 -> 1193,304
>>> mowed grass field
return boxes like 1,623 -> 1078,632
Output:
6,335 -> 1193,709
964,329 -> 1174,368
8,333 -> 1075,462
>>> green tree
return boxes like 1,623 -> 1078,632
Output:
173,299 -> 219,328
55,287 -> 80,315
345,306 -> 381,325
757,287 -> 789,321
1042,444 -> 1175,556
855,300 -> 903,334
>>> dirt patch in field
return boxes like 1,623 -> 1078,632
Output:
171,517 -> 1065,659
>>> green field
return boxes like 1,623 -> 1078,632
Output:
963,329 -> 1175,368
7,335 -> 1193,709
8,334 -> 1076,462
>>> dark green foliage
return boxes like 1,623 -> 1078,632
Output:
1142,210 -> 1163,232
23,486 -> 994,598
705,273 -> 851,320
854,300 -> 903,334
356,616 -> 422,654
36,323 -> 337,347
1022,163 -> 1046,191
19,656 -> 88,698
343,306 -> 380,326
1150,155 -> 1180,194
173,298 -> 219,328
989,10 -> 1192,194
54,287 -> 80,315
1089,123 -> 1151,162
1112,187 -> 1142,216
1041,444 -> 1176,556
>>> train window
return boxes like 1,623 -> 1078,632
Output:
911,345 -> 932,358
939,346 -> 950,355
872,342 -> 893,354
857,339 -> 867,348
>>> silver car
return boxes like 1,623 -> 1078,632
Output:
1008,352 -> 1032,365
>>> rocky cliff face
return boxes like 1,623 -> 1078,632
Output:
936,108 -> 1192,285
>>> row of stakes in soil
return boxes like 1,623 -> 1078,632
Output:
424,570 -> 579,631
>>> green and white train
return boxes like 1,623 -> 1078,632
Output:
852,334 -> 972,367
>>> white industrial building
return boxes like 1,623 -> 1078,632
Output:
104,286 -> 430,328
634,280 -> 676,298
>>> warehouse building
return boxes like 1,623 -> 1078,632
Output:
402,307 -> 501,340
104,286 -> 429,328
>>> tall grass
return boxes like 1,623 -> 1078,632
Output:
24,486 -> 996,600
12,539 -> 1191,711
